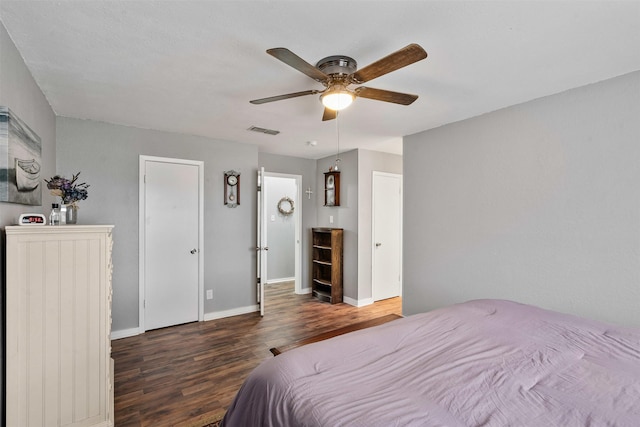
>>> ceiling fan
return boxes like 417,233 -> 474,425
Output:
249,43 -> 428,121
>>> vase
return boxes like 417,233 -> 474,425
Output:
65,204 -> 78,224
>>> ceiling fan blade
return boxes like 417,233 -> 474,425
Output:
355,87 -> 419,105
351,44 -> 427,84
250,90 -> 320,105
322,108 -> 337,121
267,48 -> 329,82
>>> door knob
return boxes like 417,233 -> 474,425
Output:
190,249 -> 197,254
375,242 -> 382,247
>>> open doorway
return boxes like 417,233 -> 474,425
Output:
263,173 -> 302,297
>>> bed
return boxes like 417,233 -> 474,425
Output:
221,299 -> 640,426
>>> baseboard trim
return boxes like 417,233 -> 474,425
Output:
111,327 -> 141,340
296,287 -> 312,295
111,297 -> 385,338
111,305 -> 260,339
266,277 -> 295,285
204,304 -> 259,321
343,296 -> 374,307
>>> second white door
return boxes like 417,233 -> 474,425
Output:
143,158 -> 201,330
372,172 -> 402,301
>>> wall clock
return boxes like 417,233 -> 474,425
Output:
324,171 -> 340,206
224,170 -> 240,207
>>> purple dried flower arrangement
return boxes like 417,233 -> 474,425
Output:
45,172 -> 89,206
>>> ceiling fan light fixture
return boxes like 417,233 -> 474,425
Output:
320,87 -> 354,111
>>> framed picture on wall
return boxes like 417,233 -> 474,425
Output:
0,107 -> 42,206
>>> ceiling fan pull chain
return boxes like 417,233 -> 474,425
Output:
334,112 -> 341,170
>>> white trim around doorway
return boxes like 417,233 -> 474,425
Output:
138,155 -> 205,333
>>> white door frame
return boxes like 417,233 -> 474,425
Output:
263,172 -> 303,294
257,167 -> 266,316
371,171 -> 403,300
138,155 -> 205,332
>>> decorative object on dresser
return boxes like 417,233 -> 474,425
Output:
311,227 -> 343,303
324,170 -> 340,206
45,171 -> 90,224
5,225 -> 115,427
18,212 -> 47,225
0,106 -> 42,205
224,170 -> 240,207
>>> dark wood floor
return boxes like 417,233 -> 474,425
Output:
112,282 -> 402,427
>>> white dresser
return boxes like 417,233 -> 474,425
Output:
5,225 -> 114,427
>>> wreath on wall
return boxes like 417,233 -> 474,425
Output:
277,196 -> 295,216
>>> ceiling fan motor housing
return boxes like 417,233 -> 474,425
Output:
316,55 -> 357,76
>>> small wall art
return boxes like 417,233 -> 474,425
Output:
0,106 -> 42,206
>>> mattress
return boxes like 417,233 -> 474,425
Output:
222,299 -> 640,426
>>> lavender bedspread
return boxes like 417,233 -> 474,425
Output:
222,300 -> 640,426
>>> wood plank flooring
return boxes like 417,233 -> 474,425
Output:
112,282 -> 402,427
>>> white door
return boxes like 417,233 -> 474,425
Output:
372,172 -> 402,301
256,167 -> 267,316
141,157 -> 202,330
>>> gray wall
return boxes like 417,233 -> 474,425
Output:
403,71 -> 640,327
57,117 -> 258,333
0,21 -> 57,422
0,22 -> 57,222
316,150 -> 359,301
314,149 -> 403,304
357,150 -> 402,302
258,152 -> 317,292
265,175 -> 296,281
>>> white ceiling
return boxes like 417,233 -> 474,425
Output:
1,1 -> 639,159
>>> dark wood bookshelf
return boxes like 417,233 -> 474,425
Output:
311,228 -> 343,303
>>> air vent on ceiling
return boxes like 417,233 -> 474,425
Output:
248,126 -> 280,136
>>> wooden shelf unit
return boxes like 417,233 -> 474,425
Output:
312,227 -> 343,303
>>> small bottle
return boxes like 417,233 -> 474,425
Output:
49,203 -> 61,225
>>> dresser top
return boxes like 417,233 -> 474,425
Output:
5,225 -> 114,235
